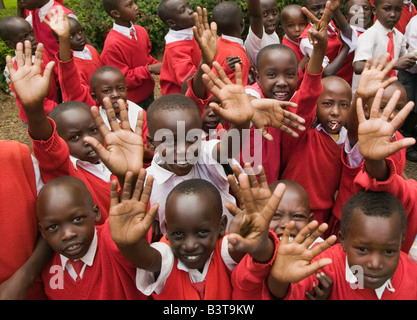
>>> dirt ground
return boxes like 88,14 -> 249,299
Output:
1,86 -> 417,180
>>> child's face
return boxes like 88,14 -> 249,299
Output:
281,7 -> 308,43
38,184 -> 100,260
261,0 -> 280,35
148,108 -> 202,176
304,0 -> 331,20
340,209 -> 402,290
7,19 -> 37,52
166,0 -> 195,30
256,49 -> 299,101
56,108 -> 103,164
269,185 -> 312,240
115,0 -> 140,23
373,0 -> 403,29
165,191 -> 226,271
202,103 -> 220,134
345,0 -> 372,29
91,71 -> 128,114
69,18 -> 87,52
364,85 -> 407,120
316,79 -> 351,134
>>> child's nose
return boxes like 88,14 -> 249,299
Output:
367,253 -> 383,270
62,227 -> 77,241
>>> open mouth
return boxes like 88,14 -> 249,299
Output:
273,91 -> 289,100
63,242 -> 83,258
329,120 -> 340,131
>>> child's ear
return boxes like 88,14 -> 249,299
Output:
219,215 -> 227,237
147,134 -> 155,151
93,205 -> 101,222
90,92 -> 97,103
110,9 -> 121,19
166,19 -> 177,29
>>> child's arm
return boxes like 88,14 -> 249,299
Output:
328,0 -> 352,41
348,54 -> 397,147
357,87 -> 416,180
247,0 -> 265,40
6,41 -> 55,141
267,221 -> 337,299
394,52 -> 417,71
45,8 -> 71,62
304,272 -> 333,300
109,170 -> 162,272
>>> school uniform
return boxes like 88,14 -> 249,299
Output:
42,220 -> 149,300
101,23 -> 160,105
159,28 -> 201,95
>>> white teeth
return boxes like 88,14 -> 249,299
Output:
176,161 -> 188,165
67,244 -> 81,251
186,255 -> 199,261
279,236 -> 294,242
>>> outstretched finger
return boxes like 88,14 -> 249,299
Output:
301,6 -> 319,24
293,220 -> 319,245
262,183 -> 286,223
390,101 -> 415,132
237,173 -> 257,213
139,173 -> 154,206
102,97 -> 121,132
319,1 -> 332,25
369,88 -> 384,119
90,105 -> 111,137
110,179 -> 120,207
121,171 -> 135,201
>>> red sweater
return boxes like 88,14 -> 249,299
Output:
11,51 -> 59,123
42,220 -> 149,300
101,25 -> 160,104
354,157 -> 417,253
282,35 -> 304,63
31,118 -> 112,224
0,141 -> 46,299
152,236 -> 233,300
159,37 -> 201,95
241,68 -> 323,185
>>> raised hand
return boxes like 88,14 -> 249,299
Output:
6,41 -> 54,109
250,98 -> 305,140
84,97 -> 144,181
357,88 -> 416,161
356,54 -> 398,100
44,7 -> 70,39
227,173 -> 286,263
302,0 -> 331,46
109,170 -> 158,247
202,61 -> 254,128
193,6 -> 218,66
268,220 -> 336,299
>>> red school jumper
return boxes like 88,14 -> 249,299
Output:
31,118 -> 112,224
101,25 -> 160,104
241,67 -> 323,185
159,37 -> 201,95
42,220 -> 149,300
151,236 -> 232,300
0,141 -> 46,299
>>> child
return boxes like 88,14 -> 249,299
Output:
245,0 -> 281,67
20,0 -> 76,68
280,75 -> 351,225
0,16 -> 59,124
157,0 -> 201,95
109,169 -> 282,299
38,176 -> 149,300
6,41 -> 115,224
242,3 -> 330,185
266,190 -> 417,300
299,0 -> 351,83
100,0 -> 161,109
353,0 -> 417,78
212,1 -> 251,86
280,4 -> 308,68
45,9 -> 103,105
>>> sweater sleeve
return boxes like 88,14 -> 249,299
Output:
231,231 -> 279,300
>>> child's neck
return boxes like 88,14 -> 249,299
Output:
114,19 -> 133,28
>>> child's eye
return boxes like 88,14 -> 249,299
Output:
70,134 -> 80,141
117,87 -> 125,92
73,216 -> 83,224
197,229 -> 210,237
90,127 -> 99,134
46,224 -> 58,232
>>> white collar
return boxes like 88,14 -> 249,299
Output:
60,228 -> 98,278
113,22 -> 136,39
177,252 -> 214,284
73,46 -> 92,60
149,154 -> 195,184
69,155 -> 112,182
284,34 -> 299,46
221,34 -> 244,47
345,257 -> 395,299
373,19 -> 397,36
37,0 -> 55,21
316,123 -> 348,146
351,24 -> 367,34
165,27 -> 194,44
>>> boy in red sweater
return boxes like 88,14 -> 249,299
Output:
45,9 -> 102,105
109,168 -> 282,299
38,175 -> 149,300
157,0 -> 201,95
101,0 -> 161,109
0,16 -> 59,124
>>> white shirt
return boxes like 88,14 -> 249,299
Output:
112,22 -> 136,40
99,100 -> 143,132
244,26 -> 280,66
353,20 -> 407,66
164,27 -> 194,44
69,155 -> 112,182
25,0 -> 77,25
345,257 -> 395,299
73,46 -> 92,61
60,229 -> 98,281
404,15 -> 417,73
146,139 -> 239,234
135,236 -> 237,295
221,34 -> 244,48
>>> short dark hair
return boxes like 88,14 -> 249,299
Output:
48,101 -> 91,125
102,0 -> 123,16
340,190 -> 407,237
0,16 -> 30,43
90,65 -> 125,92
146,94 -> 201,134
212,1 -> 243,35
166,178 -> 223,216
256,43 -> 298,67
157,0 -> 173,24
